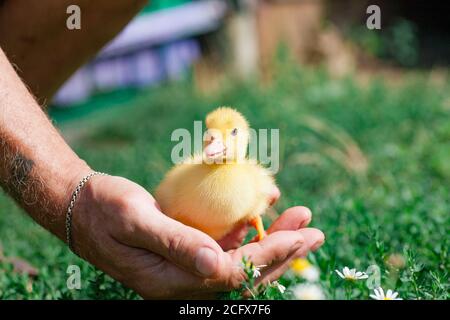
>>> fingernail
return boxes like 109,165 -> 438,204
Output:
311,239 -> 324,251
195,247 -> 218,277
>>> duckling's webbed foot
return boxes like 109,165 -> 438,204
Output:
250,216 -> 266,241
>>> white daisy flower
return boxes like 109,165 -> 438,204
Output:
290,258 -> 320,282
252,266 -> 262,278
241,260 -> 266,278
268,281 -> 286,294
370,287 -> 402,300
292,283 -> 325,300
335,266 -> 369,281
301,266 -> 320,282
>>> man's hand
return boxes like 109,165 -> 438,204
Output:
72,175 -> 324,298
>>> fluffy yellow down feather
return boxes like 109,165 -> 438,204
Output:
155,107 -> 276,240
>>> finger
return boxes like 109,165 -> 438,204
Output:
132,212 -> 228,279
107,240 -> 245,299
293,227 -> 325,255
217,222 -> 250,251
119,248 -> 216,299
153,201 -> 162,212
132,254 -> 243,299
249,206 -> 312,242
132,228 -> 323,298
195,229 -> 309,293
137,254 -> 247,298
231,230 -> 305,267
254,228 -> 325,286
206,230 -> 306,294
267,206 -> 312,233
242,228 -> 325,299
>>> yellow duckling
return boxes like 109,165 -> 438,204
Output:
155,107 -> 276,241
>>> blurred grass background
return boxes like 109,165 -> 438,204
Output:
1,59 -> 449,299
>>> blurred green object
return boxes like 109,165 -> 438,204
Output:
389,19 -> 419,67
140,0 -> 191,14
350,26 -> 385,57
348,19 -> 419,67
50,89 -> 140,123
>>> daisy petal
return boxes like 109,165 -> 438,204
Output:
335,270 -> 345,278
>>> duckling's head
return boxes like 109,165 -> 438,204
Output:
204,107 -> 249,163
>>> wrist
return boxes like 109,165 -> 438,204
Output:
46,158 -> 93,241
68,172 -> 114,258
65,170 -> 109,253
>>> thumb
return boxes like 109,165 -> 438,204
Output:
135,212 -> 227,278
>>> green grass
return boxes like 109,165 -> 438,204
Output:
0,63 -> 449,299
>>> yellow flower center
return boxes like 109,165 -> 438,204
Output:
290,258 -> 311,273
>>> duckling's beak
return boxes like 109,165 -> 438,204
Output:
204,139 -> 226,159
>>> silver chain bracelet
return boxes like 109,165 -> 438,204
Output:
66,171 -> 108,252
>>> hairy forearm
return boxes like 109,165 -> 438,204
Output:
0,48 -> 91,240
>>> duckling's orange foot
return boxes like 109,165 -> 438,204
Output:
250,216 -> 266,241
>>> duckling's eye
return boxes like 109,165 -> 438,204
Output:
231,128 -> 238,136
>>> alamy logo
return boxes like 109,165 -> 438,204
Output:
171,121 -> 280,173
365,265 -> 381,289
66,5 -> 81,30
66,265 -> 81,290
366,5 -> 381,30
